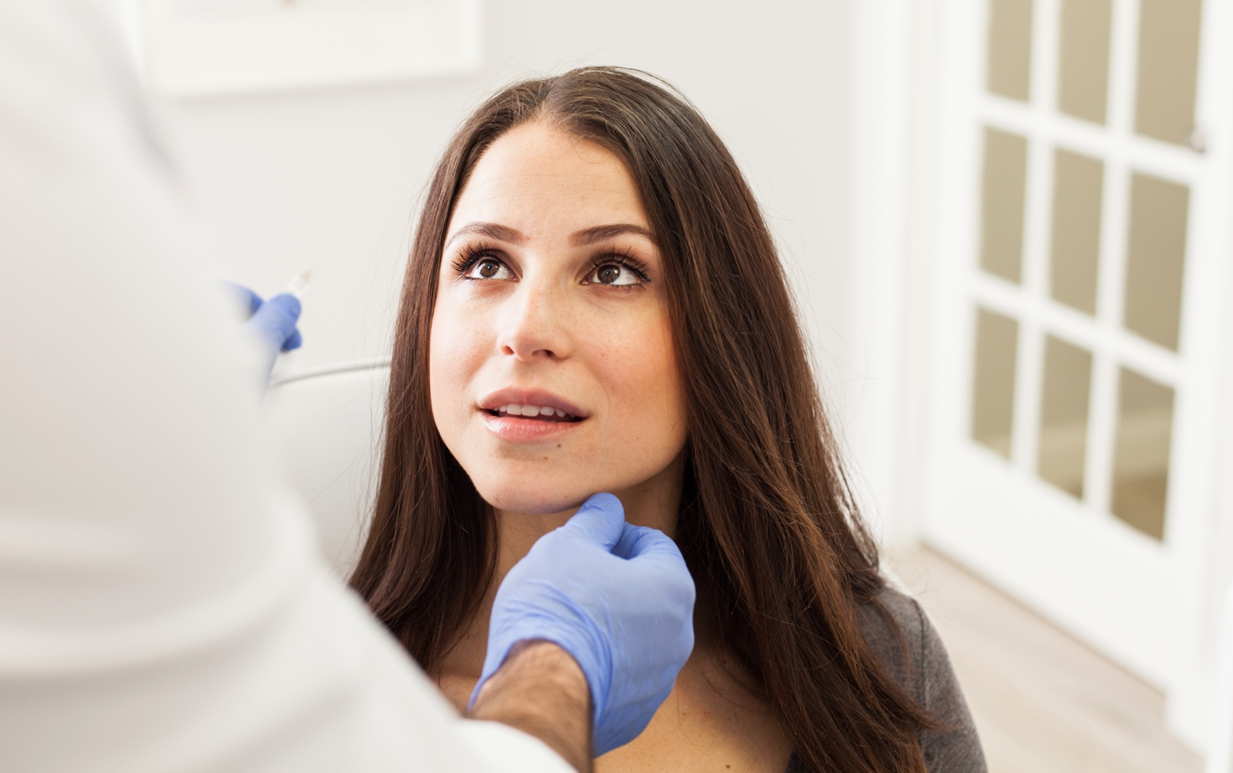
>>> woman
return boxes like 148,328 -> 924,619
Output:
351,67 -> 985,772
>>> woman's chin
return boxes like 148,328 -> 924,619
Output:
472,481 -> 590,517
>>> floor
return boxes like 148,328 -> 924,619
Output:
885,546 -> 1204,773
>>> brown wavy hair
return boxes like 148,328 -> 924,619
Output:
350,67 -> 935,772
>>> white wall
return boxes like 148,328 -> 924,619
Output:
155,0 -> 857,406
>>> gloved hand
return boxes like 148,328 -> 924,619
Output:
472,493 -> 696,756
226,283 -> 302,386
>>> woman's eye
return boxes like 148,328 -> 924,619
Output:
464,257 -> 513,281
588,263 -> 639,286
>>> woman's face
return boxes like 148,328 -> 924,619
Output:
429,121 -> 687,518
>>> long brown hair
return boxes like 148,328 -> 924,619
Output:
351,67 -> 934,772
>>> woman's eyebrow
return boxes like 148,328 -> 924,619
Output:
445,222 -> 527,248
570,224 -> 654,246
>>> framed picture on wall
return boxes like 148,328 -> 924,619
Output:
132,0 -> 481,97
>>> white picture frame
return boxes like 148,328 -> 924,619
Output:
137,0 -> 481,97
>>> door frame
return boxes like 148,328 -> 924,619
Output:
847,0 -> 1233,753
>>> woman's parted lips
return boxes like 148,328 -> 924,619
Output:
477,388 -> 588,421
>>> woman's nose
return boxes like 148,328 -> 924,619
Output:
494,280 -> 572,362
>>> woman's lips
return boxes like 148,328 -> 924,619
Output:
480,410 -> 586,443
476,388 -> 588,442
478,388 -> 588,419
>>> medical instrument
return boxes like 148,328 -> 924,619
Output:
284,270 -> 313,299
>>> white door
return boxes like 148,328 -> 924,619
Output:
924,0 -> 1233,690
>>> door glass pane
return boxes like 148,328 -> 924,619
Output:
972,308 -> 1019,458
1111,368 -> 1174,540
988,0 -> 1034,101
1050,149 -> 1103,314
1058,0 -> 1112,124
981,128 -> 1029,283
1124,173 -> 1188,350
1135,0 -> 1203,145
1037,336 -> 1092,498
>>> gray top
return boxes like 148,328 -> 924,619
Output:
783,587 -> 987,772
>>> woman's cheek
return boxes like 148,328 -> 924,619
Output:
429,304 -> 479,439
602,316 -> 681,433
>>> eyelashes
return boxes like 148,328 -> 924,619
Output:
449,242 -> 653,287
449,241 -> 501,275
582,248 -> 652,286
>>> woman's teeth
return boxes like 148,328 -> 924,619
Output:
495,404 -> 576,421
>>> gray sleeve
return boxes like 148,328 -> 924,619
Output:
783,591 -> 986,773
906,598 -> 988,773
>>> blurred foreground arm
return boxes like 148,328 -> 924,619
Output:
0,2 -> 642,771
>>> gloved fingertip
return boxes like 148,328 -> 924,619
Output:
264,293 -> 302,320
613,523 -> 668,556
583,492 -> 622,513
562,493 -> 626,550
612,523 -> 651,559
282,329 -> 302,351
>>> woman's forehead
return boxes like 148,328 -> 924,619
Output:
450,122 -> 649,238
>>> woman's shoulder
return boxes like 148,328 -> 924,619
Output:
855,584 -> 929,691
855,582 -> 989,773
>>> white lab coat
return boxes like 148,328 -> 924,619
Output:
0,2 -> 572,771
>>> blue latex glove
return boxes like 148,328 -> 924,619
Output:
472,493 -> 696,756
247,293 -> 302,353
228,284 -> 303,353
225,283 -> 302,386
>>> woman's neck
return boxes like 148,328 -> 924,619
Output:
435,451 -> 687,699
496,450 -> 686,579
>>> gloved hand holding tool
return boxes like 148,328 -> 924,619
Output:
227,279 -> 305,385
